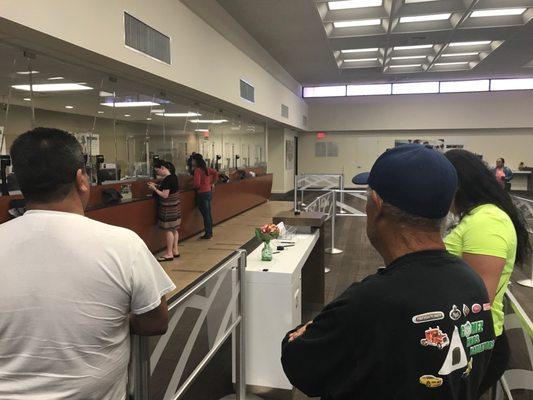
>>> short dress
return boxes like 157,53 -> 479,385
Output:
157,175 -> 181,231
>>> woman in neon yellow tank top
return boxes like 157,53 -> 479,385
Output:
444,150 -> 531,396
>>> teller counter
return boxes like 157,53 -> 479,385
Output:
0,173 -> 273,252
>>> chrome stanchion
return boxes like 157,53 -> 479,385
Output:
325,190 -> 343,255
293,174 -> 298,213
338,175 -> 346,214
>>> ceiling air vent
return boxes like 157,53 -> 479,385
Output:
124,12 -> 171,64
240,79 -> 255,103
281,104 -> 289,119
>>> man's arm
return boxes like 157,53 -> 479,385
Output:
281,286 -> 356,397
130,296 -> 169,336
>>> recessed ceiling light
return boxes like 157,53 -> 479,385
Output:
471,8 -> 526,18
154,112 -> 202,117
393,81 -> 439,94
389,64 -> 422,68
97,111 -> 104,114
64,105 -> 74,109
47,76 -> 64,80
334,19 -> 381,28
449,41 -> 491,47
11,83 -> 93,92
400,13 -> 451,23
195,129 -> 210,133
124,114 -> 131,117
344,58 -> 378,62
341,48 -> 379,53
391,55 -> 427,60
190,119 -> 228,124
435,61 -> 469,66
16,70 -> 39,75
328,0 -> 382,10
100,101 -> 159,108
23,98 -> 31,101
394,44 -> 433,50
441,52 -> 479,57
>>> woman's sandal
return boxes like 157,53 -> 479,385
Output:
173,253 -> 181,258
157,256 -> 174,262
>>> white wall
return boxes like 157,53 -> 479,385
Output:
268,127 -> 295,194
0,0 -> 308,129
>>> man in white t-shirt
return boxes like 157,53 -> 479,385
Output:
0,127 -> 176,400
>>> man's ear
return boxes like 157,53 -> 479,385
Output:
75,169 -> 90,195
370,190 -> 383,216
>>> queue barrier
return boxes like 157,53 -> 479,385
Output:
128,250 -> 247,400
496,290 -> 533,399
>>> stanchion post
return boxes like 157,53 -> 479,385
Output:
325,190 -> 343,255
339,174 -> 346,214
293,175 -> 298,213
235,249 -> 247,400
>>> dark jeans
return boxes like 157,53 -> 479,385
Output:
478,332 -> 510,398
197,191 -> 213,237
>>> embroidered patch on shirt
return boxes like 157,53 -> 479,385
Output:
420,326 -> 450,350
412,311 -> 445,324
419,375 -> 443,388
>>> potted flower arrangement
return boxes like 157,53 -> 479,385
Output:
255,223 -> 280,261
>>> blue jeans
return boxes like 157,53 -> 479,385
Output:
197,191 -> 213,236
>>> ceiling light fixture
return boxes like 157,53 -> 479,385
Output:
347,84 -> 392,96
392,81 -> 439,94
449,41 -> 491,47
470,8 -> 526,18
400,13 -> 451,23
195,129 -> 210,133
23,98 -> 31,101
490,78 -> 533,91
99,91 -> 114,97
101,101 -> 159,108
16,70 -> 39,75
389,64 -> 422,68
394,44 -> 433,50
97,111 -> 104,114
441,52 -> 479,57
124,114 -> 131,117
190,119 -> 228,124
435,61 -> 469,66
328,0 -> 382,10
146,117 -> 152,121
440,80 -> 489,93
405,0 -> 441,3
391,55 -> 427,60
341,48 -> 379,53
333,19 -> 381,28
11,83 -> 93,92
64,105 -> 74,109
47,76 -> 64,80
303,86 -> 347,98
344,58 -> 378,62
154,112 -> 202,117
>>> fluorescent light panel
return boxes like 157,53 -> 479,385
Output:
341,48 -> 379,53
405,0 -> 441,2
64,105 -> 74,109
47,76 -> 64,80
393,81 -> 439,94
435,61 -> 469,66
490,78 -> 533,91
190,119 -> 228,124
449,41 -> 491,47
100,101 -> 159,107
391,55 -> 426,60
155,112 -> 201,117
344,58 -> 378,62
400,13 -> 451,23
347,84 -> 391,96
16,70 -> 39,75
23,98 -> 31,101
394,44 -> 433,50
389,64 -> 422,68
328,0 -> 382,10
11,83 -> 93,92
303,86 -> 346,98
471,8 -> 526,18
195,129 -> 210,132
441,52 -> 479,57
440,80 -> 489,93
334,19 -> 381,28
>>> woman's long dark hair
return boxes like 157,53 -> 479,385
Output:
445,149 -> 531,265
192,153 -> 208,175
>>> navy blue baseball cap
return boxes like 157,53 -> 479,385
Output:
352,144 -> 457,219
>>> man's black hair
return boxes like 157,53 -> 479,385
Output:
10,127 -> 85,203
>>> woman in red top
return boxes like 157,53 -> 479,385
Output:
192,154 -> 218,239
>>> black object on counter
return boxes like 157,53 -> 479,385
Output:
102,188 -> 122,205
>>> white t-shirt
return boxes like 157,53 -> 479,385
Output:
0,210 -> 176,400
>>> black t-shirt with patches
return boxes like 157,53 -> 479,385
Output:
282,250 -> 495,400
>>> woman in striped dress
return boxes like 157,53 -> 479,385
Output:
148,160 -> 181,262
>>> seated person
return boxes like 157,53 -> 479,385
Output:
281,144 -> 495,400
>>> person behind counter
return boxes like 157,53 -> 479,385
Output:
492,157 -> 513,190
192,153 -> 218,239
444,149 -> 531,395
0,127 -> 175,400
148,160 -> 181,262
282,145 -> 495,400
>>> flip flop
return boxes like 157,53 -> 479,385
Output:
173,253 -> 181,258
157,256 -> 174,262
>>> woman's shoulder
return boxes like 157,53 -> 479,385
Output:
464,204 -> 514,231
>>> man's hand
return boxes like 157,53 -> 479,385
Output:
288,321 -> 313,342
